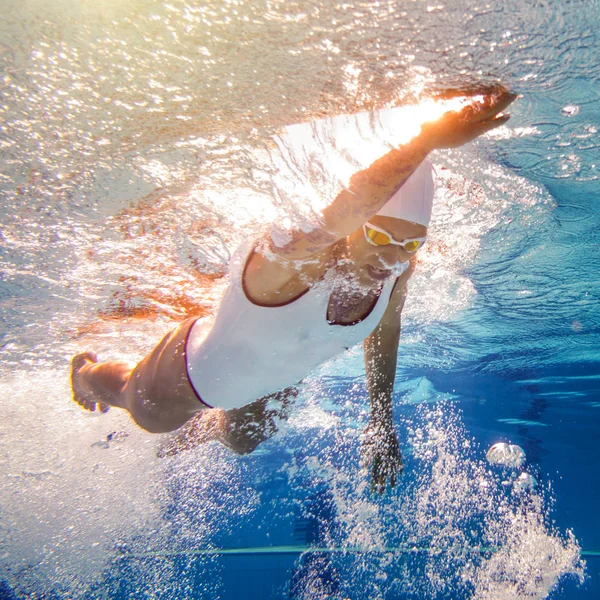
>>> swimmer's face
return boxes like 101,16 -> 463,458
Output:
346,216 -> 427,285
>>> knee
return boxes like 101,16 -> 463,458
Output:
226,436 -> 263,455
222,417 -> 277,455
124,380 -> 190,434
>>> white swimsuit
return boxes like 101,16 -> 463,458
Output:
185,243 -> 397,410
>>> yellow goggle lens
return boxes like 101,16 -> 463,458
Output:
403,240 -> 420,252
366,228 -> 391,245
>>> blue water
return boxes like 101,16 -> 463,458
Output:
1,0 -> 600,598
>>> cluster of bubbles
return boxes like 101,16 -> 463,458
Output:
280,397 -> 584,600
486,442 -> 538,495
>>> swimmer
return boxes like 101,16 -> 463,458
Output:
71,87 -> 516,492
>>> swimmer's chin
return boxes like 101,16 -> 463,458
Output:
366,264 -> 393,281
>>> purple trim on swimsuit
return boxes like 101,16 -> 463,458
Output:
242,246 -> 312,308
242,246 -> 391,325
184,319 -> 214,409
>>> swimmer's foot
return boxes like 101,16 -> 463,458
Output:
158,409 -> 228,458
71,352 -> 110,413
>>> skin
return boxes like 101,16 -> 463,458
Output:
71,88 -> 516,492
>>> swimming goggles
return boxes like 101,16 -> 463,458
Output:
363,222 -> 427,253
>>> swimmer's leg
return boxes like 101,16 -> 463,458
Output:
158,387 -> 297,457
219,388 -> 297,454
70,318 -> 204,433
157,407 -> 229,458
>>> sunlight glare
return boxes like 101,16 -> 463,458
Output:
273,95 -> 484,222
388,95 -> 484,145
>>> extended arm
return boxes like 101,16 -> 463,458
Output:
361,261 -> 414,493
273,88 -> 516,259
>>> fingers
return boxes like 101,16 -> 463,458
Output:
459,97 -> 514,126
370,458 -> 403,494
369,456 -> 381,493
370,456 -> 390,495
484,91 -> 517,118
435,85 -> 517,121
471,91 -> 517,122
361,428 -> 404,494
434,82 -> 511,101
470,114 -> 511,137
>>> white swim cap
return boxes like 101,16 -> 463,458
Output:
375,160 -> 434,227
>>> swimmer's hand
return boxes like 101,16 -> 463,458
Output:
421,85 -> 517,150
360,422 -> 404,494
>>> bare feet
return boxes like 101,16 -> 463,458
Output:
71,352 -> 111,413
157,408 -> 228,458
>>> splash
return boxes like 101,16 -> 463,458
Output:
268,95 -> 480,228
0,371 -> 162,595
0,369 -> 260,597
286,399 -> 584,600
403,404 -> 584,598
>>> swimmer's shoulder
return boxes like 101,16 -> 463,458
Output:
242,234 -> 330,304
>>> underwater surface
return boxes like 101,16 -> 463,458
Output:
1,0 -> 599,598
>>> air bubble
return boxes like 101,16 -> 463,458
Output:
486,442 -> 526,468
513,472 -> 537,494
560,105 -> 579,117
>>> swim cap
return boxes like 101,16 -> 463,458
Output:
375,160 -> 434,227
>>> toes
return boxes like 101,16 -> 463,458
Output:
71,351 -> 98,373
76,397 -> 109,413
79,398 -> 94,411
71,351 -> 103,413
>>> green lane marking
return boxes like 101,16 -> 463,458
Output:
115,545 -> 600,560
116,544 -> 498,559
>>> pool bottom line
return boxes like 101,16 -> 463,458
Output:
116,545 -> 600,559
